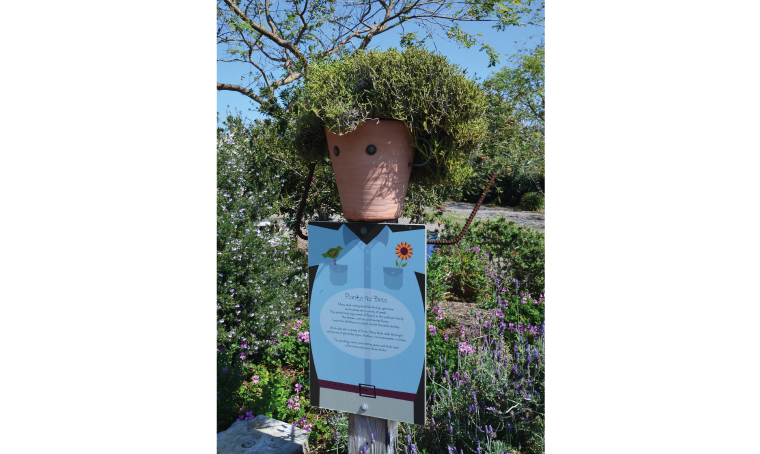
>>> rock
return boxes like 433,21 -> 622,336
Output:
217,415 -> 310,454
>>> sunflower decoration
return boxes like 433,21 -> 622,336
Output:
395,242 -> 413,268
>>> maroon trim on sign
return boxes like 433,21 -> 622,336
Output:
318,380 -> 417,402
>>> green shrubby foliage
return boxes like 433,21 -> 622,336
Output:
463,44 -> 545,206
217,117 -> 338,447
427,246 -> 494,303
519,192 -> 544,212
216,115 -> 310,361
294,47 -> 489,188
464,172 -> 544,207
439,219 -> 545,298
426,307 -> 459,367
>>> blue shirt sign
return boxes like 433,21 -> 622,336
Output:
308,221 -> 426,424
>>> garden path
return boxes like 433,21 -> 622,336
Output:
409,202 -> 544,234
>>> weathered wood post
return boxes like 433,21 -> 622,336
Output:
349,414 -> 397,454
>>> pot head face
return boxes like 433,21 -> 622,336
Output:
327,120 -> 414,222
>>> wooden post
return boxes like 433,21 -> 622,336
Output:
349,414 -> 397,454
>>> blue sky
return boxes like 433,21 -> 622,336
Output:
217,7 -> 544,125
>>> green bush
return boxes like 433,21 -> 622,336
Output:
216,116 -> 311,361
426,306 -> 459,377
439,218 -> 544,297
463,172 -> 544,207
462,45 -> 545,209
427,246 -> 494,303
294,47 -> 489,188
520,192 -> 544,211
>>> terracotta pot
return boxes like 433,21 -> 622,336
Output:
326,119 -> 414,222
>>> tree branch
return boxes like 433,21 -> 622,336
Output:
222,0 -> 308,67
217,82 -> 267,105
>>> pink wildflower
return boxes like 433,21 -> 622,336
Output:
458,342 -> 474,356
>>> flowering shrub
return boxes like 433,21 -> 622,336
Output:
403,317 -> 545,454
217,116 -> 311,356
427,245 -> 493,303
262,319 -> 311,370
439,218 -> 544,297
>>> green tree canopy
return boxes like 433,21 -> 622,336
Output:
217,0 -> 544,112
484,43 -> 544,183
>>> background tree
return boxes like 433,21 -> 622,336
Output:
461,42 -> 544,205
217,0 -> 544,113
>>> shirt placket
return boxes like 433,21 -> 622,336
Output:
356,240 -> 376,385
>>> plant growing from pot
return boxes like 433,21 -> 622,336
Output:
291,47 -> 488,222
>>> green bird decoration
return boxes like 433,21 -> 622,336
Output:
321,246 -> 343,265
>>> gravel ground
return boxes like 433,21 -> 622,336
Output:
399,202 -> 545,234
